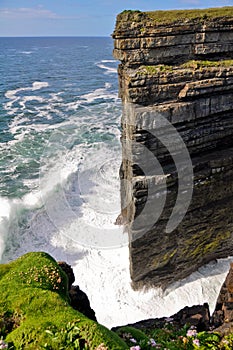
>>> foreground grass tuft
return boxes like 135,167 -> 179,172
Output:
0,252 -> 127,349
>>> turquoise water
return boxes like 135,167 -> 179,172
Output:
0,37 -> 125,260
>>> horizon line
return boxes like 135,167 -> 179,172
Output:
0,35 -> 112,38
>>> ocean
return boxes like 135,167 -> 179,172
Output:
0,36 -> 232,328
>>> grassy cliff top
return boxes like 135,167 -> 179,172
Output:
146,6 -> 233,24
116,7 -> 233,28
0,252 -> 127,349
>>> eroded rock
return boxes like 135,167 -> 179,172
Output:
113,8 -> 233,289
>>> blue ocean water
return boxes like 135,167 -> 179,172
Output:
0,37 -> 126,261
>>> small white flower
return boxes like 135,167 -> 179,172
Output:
150,338 -> 157,347
187,329 -> 197,337
0,340 -> 8,349
130,346 -> 140,350
130,338 -> 137,343
193,338 -> 200,347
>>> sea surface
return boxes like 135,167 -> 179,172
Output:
0,36 -> 232,327
0,36 -> 126,260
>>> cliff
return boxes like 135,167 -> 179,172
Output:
112,7 -> 233,288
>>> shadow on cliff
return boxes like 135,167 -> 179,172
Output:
164,257 -> 233,297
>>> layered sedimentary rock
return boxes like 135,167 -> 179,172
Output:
212,262 -> 233,334
113,8 -> 233,288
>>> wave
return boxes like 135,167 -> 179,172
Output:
0,137 -> 124,263
1,181 -> 230,329
19,51 -> 33,55
80,84 -> 118,104
5,81 -> 49,100
4,81 -> 119,138
4,82 -> 49,116
96,60 -> 118,74
39,140 -> 125,249
74,246 -> 231,328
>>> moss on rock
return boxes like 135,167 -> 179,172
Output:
0,252 -> 127,349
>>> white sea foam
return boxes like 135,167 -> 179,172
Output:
19,96 -> 44,109
0,137 -> 124,262
38,138 -> 125,249
5,81 -> 49,100
0,193 -> 43,261
0,185 -> 231,328
4,82 -> 49,117
96,60 -> 118,74
32,82 -> 49,90
19,51 -> 33,55
0,197 -> 11,258
102,60 -> 117,63
72,247 -> 232,328
0,137 -> 232,328
81,87 -> 118,103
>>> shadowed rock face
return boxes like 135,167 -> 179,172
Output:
58,261 -> 97,321
58,261 -> 75,289
113,9 -> 233,289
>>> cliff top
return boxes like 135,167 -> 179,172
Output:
113,7 -> 233,36
146,6 -> 233,24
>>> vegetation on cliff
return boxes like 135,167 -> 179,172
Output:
119,7 -> 233,26
136,59 -> 233,75
115,323 -> 233,349
146,7 -> 233,24
0,252 -> 127,349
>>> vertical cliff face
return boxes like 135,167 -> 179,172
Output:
113,8 -> 233,288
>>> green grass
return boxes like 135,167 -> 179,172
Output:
181,59 -> 233,69
136,59 -> 233,75
117,7 -> 233,27
146,7 -> 233,24
116,322 -> 233,349
0,252 -> 127,349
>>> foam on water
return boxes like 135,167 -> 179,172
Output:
4,82 -> 49,117
72,246 -> 232,328
19,51 -> 33,55
39,138 -> 126,249
81,85 -> 118,104
1,177 -> 231,328
96,60 -> 118,74
5,81 -> 49,100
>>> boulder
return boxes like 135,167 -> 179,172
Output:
69,285 -> 97,321
113,303 -> 210,333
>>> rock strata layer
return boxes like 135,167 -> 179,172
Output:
113,8 -> 233,288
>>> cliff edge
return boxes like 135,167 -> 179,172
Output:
113,7 -> 233,288
0,252 -> 127,349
